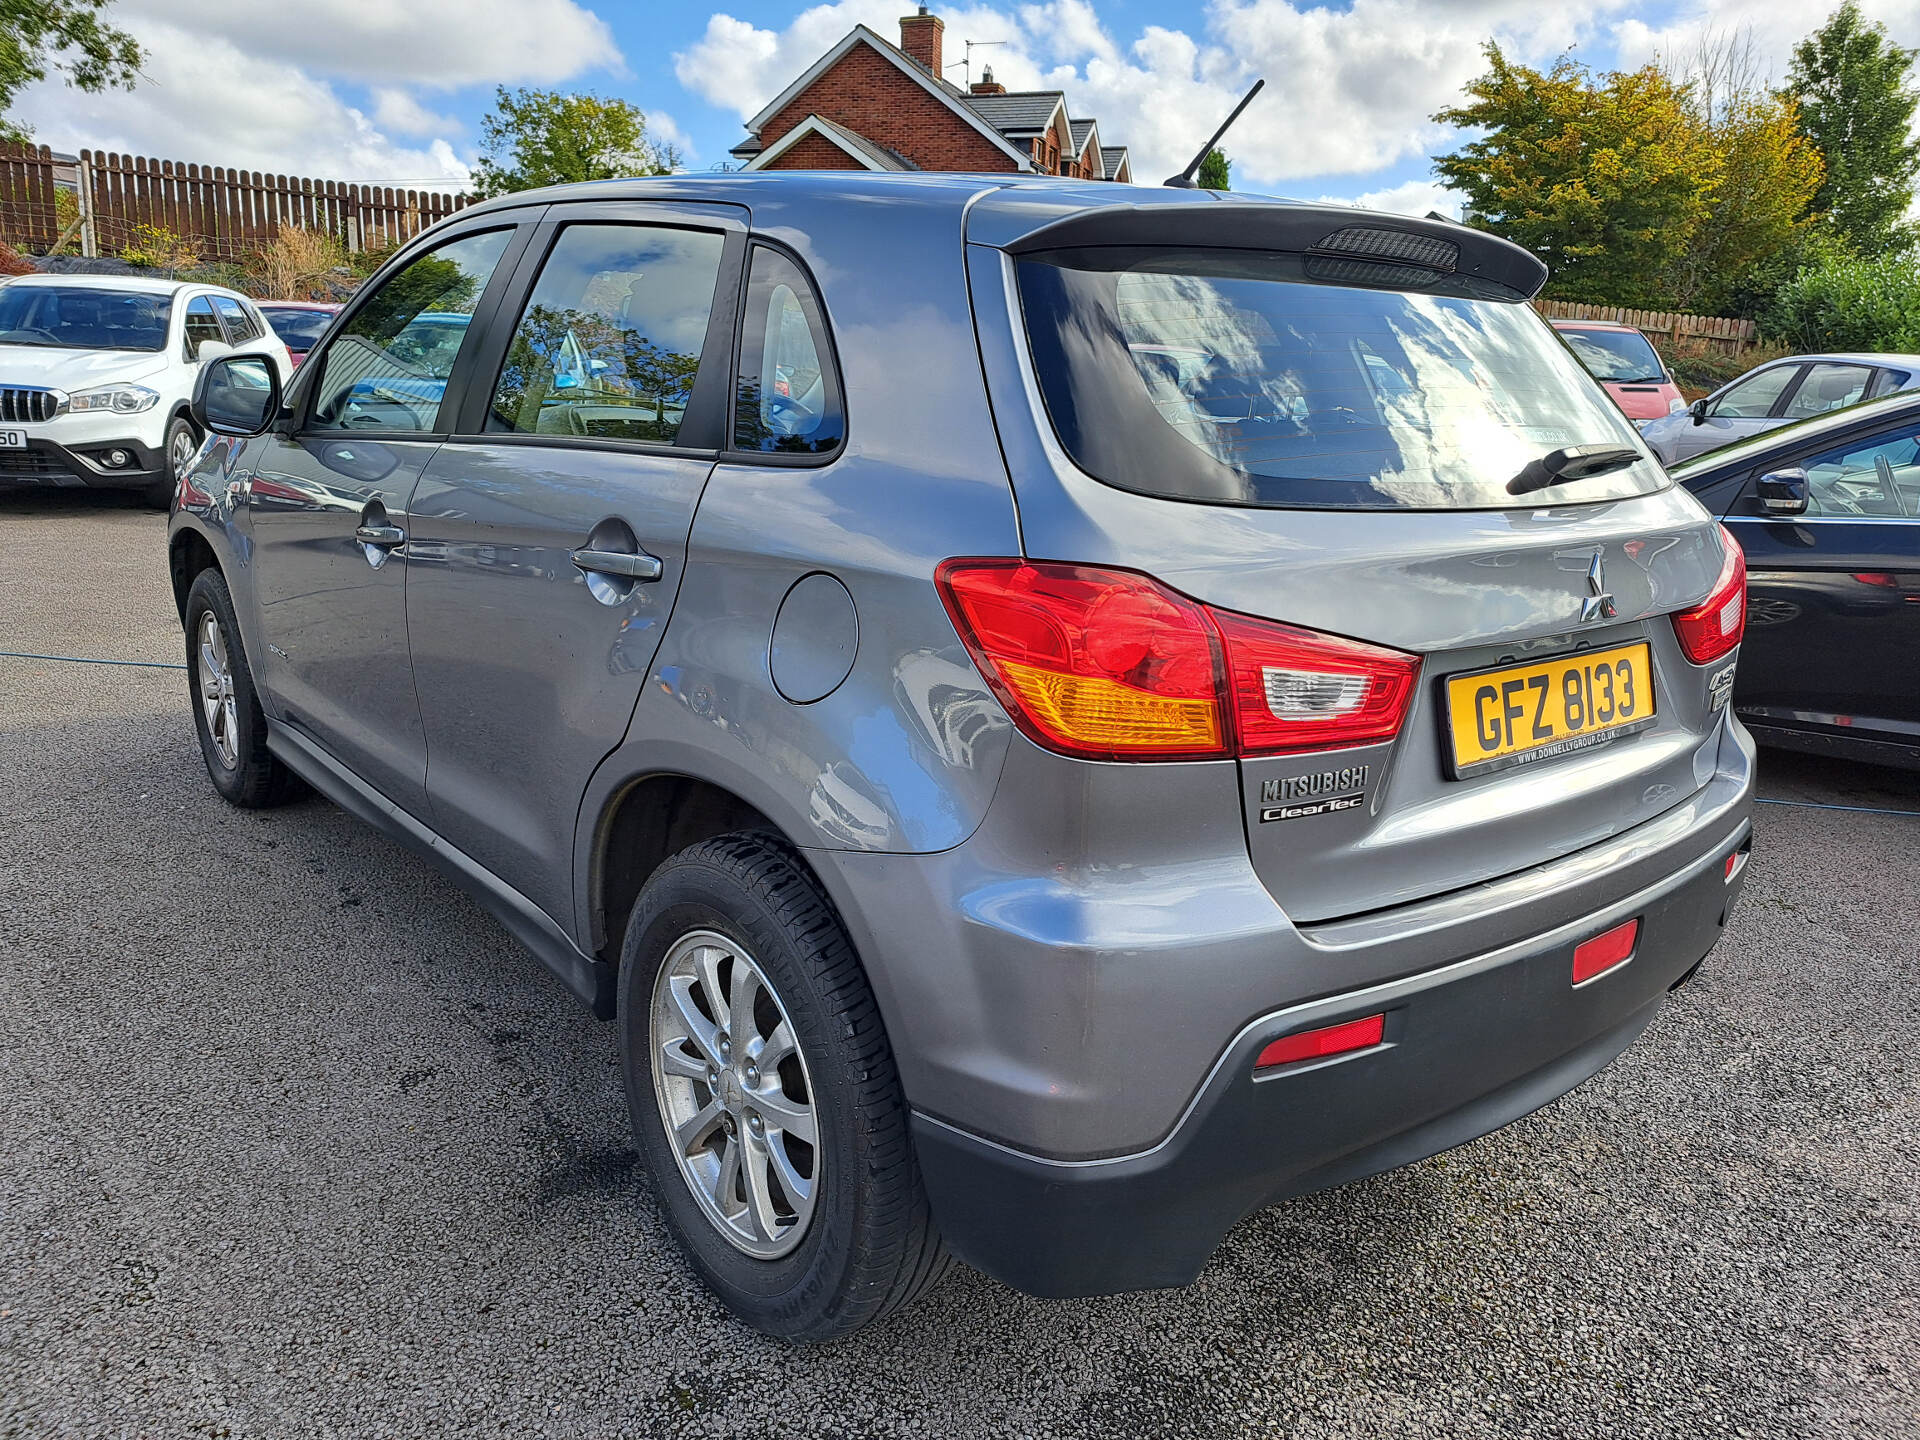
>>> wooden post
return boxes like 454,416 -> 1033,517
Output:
77,152 -> 96,257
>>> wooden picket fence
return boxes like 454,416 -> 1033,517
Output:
1532,298 -> 1756,357
0,141 -> 471,260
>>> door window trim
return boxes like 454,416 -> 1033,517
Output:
441,201 -> 750,460
720,238 -> 848,469
289,216 -> 541,442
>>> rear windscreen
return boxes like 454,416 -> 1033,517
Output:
1016,247 -> 1669,510
1558,327 -> 1666,383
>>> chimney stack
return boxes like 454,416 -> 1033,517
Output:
971,65 -> 1005,95
899,7 -> 944,76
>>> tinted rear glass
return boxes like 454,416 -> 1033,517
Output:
261,306 -> 332,348
1016,248 -> 1668,510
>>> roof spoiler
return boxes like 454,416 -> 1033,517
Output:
1000,204 -> 1548,300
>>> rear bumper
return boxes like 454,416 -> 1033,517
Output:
914,825 -> 1749,1297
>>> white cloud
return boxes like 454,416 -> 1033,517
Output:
671,0 -> 1635,189
112,0 -> 622,90
13,20 -> 471,186
1317,178 -> 1465,219
371,90 -> 459,139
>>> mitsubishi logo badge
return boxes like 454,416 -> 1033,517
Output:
1581,552 -> 1617,624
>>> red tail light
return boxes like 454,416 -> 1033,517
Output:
936,559 -> 1420,761
1672,527 -> 1746,665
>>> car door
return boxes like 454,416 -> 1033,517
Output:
1723,414 -> 1920,745
244,222 -> 530,819
404,203 -> 744,921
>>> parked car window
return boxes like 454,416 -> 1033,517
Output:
259,305 -> 332,350
1794,421 -> 1920,518
1711,365 -> 1797,419
309,228 -> 512,433
1782,362 -> 1873,420
210,294 -> 259,344
487,223 -> 724,445
0,285 -> 172,352
733,247 -> 843,455
1559,328 -> 1666,383
1867,368 -> 1908,399
1016,246 -> 1663,510
183,295 -> 226,358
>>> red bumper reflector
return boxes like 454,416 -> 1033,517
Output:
1572,918 -> 1640,986
1724,849 -> 1746,882
1255,1013 -> 1385,1070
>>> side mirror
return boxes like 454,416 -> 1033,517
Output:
193,353 -> 282,438
1756,467 -> 1809,516
1689,397 -> 1709,426
196,337 -> 233,364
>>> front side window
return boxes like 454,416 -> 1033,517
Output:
1559,327 -> 1666,383
0,286 -> 172,352
183,296 -> 225,358
732,248 -> 843,455
1791,421 -> 1920,518
1782,362 -> 1872,420
1712,365 -> 1797,419
487,223 -> 723,445
1017,247 -> 1664,510
309,228 -> 512,433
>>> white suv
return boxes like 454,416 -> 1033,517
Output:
0,274 -> 291,508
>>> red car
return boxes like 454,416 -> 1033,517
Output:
256,301 -> 341,366
1551,319 -> 1686,423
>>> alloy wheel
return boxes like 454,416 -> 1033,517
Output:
170,426 -> 197,479
649,929 -> 820,1259
196,611 -> 239,769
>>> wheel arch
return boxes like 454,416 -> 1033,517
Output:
591,771 -> 789,965
167,522 -> 221,623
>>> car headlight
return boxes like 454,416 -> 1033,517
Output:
1668,397 -> 1688,415
68,383 -> 160,414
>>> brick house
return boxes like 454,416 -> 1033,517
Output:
729,8 -> 1133,182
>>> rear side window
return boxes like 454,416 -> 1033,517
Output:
309,228 -> 512,433
487,223 -> 724,445
1782,361 -> 1872,420
210,294 -> 259,343
732,247 -> 843,455
1016,247 -> 1663,510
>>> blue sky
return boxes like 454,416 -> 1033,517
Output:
15,0 -> 1919,217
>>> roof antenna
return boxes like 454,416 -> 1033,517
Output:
1163,79 -> 1264,188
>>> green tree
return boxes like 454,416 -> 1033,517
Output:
0,0 -> 142,143
1657,31 -> 1826,313
472,87 -> 679,199
1784,1 -> 1919,251
1434,46 -> 1720,307
1196,148 -> 1230,190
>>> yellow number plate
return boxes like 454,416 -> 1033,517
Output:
1444,641 -> 1656,777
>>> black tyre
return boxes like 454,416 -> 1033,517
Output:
146,414 -> 198,510
619,833 -> 950,1341
183,568 -> 305,808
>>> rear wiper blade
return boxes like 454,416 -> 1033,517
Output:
1507,443 -> 1643,496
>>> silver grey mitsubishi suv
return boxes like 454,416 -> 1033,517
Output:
168,173 -> 1755,1341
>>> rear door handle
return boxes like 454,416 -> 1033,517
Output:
571,548 -> 662,582
355,523 -> 406,548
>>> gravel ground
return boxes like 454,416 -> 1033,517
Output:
3,491 -> 1918,1440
